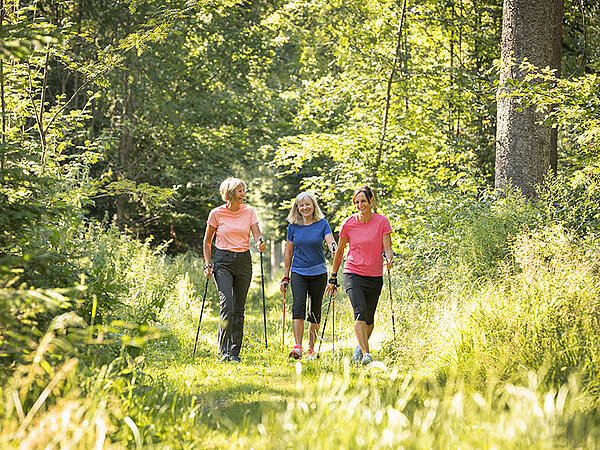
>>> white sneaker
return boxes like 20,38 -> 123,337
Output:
352,346 -> 363,363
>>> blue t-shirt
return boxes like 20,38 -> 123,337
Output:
286,218 -> 333,276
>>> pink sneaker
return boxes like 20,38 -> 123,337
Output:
288,345 -> 302,359
306,349 -> 316,360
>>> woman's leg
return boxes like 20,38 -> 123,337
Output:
213,253 -> 235,356
345,273 -> 382,356
359,276 -> 383,355
353,320 -> 371,354
229,252 -> 252,357
290,273 -> 309,347
292,319 -> 304,347
308,322 -> 319,350
306,273 -> 327,351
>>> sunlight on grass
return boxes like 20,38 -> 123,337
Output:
3,234 -> 600,448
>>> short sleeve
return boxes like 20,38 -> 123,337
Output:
381,216 -> 392,235
339,217 -> 350,238
249,207 -> 258,225
286,224 -> 294,242
322,219 -> 333,237
207,208 -> 218,228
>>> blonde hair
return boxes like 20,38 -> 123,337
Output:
287,191 -> 325,225
219,177 -> 247,202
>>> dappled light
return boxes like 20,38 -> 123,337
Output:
2,0 -> 600,447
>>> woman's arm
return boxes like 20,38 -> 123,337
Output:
250,223 -> 266,252
325,236 -> 348,295
324,233 -> 337,259
280,241 -> 293,292
203,225 -> 217,278
383,233 -> 393,270
330,236 -> 348,275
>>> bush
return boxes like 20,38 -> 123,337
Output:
395,225 -> 600,405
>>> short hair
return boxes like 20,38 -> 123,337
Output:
287,191 -> 325,225
219,177 -> 247,202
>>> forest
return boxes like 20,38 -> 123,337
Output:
1,0 -> 600,447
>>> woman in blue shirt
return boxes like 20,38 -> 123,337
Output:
281,192 -> 336,360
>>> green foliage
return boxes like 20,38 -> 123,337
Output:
1,0 -> 600,447
263,0 -> 504,242
3,271 -> 599,448
264,366 -> 600,449
427,226 -> 600,399
0,285 -> 84,375
387,187 -> 537,291
513,63 -> 600,176
387,176 -> 600,408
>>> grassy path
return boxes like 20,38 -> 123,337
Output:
144,279 -> 398,447
136,276 -> 599,448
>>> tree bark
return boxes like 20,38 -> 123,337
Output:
0,0 -> 6,170
495,0 -> 563,198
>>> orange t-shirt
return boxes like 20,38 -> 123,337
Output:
207,204 -> 258,252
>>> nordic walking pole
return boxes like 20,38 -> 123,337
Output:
282,289 -> 286,349
259,239 -> 268,348
384,254 -> 396,341
332,294 -> 335,353
192,276 -> 210,358
317,292 -> 333,357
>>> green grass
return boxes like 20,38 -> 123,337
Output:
3,241 -> 600,448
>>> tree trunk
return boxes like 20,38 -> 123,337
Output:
1,0 -> 6,170
116,62 -> 135,229
495,0 -> 563,199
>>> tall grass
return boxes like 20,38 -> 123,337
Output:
3,184 -> 600,447
393,225 -> 600,400
262,362 -> 600,448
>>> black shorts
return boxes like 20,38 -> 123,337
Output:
344,273 -> 383,326
290,272 -> 327,323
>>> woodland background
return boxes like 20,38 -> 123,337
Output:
1,0 -> 600,447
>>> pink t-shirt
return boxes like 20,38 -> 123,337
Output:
339,213 -> 392,277
207,204 -> 258,252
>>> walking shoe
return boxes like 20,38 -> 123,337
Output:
352,346 -> 363,364
306,349 -> 316,361
361,353 -> 374,366
288,345 -> 302,359
219,353 -> 230,363
229,355 -> 241,363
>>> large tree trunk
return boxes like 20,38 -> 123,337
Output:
1,0 -> 6,170
495,0 -> 563,198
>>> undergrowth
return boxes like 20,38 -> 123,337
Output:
2,179 -> 600,447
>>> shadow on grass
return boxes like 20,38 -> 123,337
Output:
195,383 -> 290,431
140,372 -> 292,434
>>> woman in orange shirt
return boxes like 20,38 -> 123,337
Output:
203,178 -> 266,362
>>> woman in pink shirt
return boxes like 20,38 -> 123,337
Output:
325,186 -> 393,365
203,177 -> 266,363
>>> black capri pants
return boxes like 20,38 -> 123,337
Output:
290,272 -> 327,324
213,248 -> 252,357
344,273 -> 383,326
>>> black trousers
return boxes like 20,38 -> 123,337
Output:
213,248 -> 252,357
291,272 -> 327,324
344,273 -> 383,326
